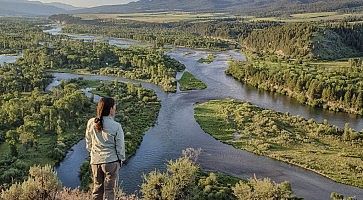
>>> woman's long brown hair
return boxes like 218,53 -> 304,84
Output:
94,97 -> 115,132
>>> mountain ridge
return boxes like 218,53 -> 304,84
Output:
73,0 -> 363,16
0,0 -> 80,16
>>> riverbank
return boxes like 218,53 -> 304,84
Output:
226,58 -> 363,116
194,99 -> 363,188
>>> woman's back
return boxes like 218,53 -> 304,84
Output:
85,97 -> 125,200
86,116 -> 125,165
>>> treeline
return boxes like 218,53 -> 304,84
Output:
243,22 -> 363,60
242,0 -> 363,17
62,23 -> 233,50
174,19 -> 281,41
195,100 -> 363,188
50,14 -> 279,50
226,59 -> 363,115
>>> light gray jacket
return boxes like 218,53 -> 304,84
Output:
85,116 -> 126,165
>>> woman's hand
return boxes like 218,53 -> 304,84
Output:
122,159 -> 128,165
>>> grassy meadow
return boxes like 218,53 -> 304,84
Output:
179,71 -> 207,91
194,100 -> 363,188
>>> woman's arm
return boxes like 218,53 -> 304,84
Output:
85,119 -> 93,152
116,123 -> 126,162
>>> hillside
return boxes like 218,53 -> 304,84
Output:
0,0 -> 78,16
74,0 -> 363,16
243,23 -> 363,60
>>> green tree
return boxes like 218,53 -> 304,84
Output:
5,130 -> 19,157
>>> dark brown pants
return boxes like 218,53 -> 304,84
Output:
91,161 -> 120,200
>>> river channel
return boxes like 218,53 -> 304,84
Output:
45,27 -> 363,199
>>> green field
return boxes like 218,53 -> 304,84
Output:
76,12 -> 231,23
179,71 -> 207,91
194,100 -> 363,188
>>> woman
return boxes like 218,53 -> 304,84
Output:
85,97 -> 125,200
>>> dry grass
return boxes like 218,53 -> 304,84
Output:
76,12 -> 231,23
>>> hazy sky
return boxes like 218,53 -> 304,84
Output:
33,0 -> 137,8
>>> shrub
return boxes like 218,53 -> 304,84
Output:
1,165 -> 61,200
141,156 -> 199,200
232,176 -> 296,200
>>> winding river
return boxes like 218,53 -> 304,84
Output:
46,28 -> 363,199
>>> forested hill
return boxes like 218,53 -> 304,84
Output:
75,0 -> 363,16
243,23 -> 363,60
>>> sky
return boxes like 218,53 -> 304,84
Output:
33,0 -> 137,8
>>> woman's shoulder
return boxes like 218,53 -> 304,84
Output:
107,118 -> 122,129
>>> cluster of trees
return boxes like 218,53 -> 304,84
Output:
48,40 -> 119,70
0,83 -> 93,187
243,22 -> 363,60
50,15 -> 281,50
174,19 -> 280,41
328,23 -> 363,52
0,18 -> 49,54
4,36 -> 185,93
99,48 -> 185,92
243,23 -> 316,59
195,100 -> 363,188
15,34 -> 185,92
0,42 -> 68,93
226,59 -> 363,115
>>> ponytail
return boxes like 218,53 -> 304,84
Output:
94,97 -> 115,132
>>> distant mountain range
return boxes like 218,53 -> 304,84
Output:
1,0 -> 362,17
74,0 -> 363,16
0,0 -> 81,16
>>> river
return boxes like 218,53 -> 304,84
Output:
0,55 -> 19,66
46,27 -> 363,199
